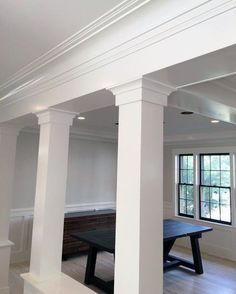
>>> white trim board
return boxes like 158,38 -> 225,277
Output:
65,202 -> 116,213
1,0 -> 235,108
21,127 -> 236,145
0,0 -> 150,93
22,126 -> 118,143
165,131 -> 236,145
11,201 -> 116,217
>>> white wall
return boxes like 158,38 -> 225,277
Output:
12,130 -> 117,209
163,140 -> 236,262
9,130 -> 117,263
12,131 -> 39,209
66,136 -> 117,208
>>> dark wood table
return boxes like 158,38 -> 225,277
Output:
72,219 -> 212,294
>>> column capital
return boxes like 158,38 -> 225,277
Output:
36,108 -> 77,126
108,77 -> 175,107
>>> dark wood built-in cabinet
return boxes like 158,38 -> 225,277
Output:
63,209 -> 116,259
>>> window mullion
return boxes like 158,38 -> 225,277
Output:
194,153 -> 199,220
230,153 -> 236,227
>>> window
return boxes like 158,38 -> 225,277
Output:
176,152 -> 232,226
200,154 -> 231,224
178,154 -> 194,218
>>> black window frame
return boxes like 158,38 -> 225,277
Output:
199,153 -> 232,225
178,154 -> 194,218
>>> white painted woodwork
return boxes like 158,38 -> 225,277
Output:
0,0 -> 124,85
0,1 -> 236,293
110,78 -> 173,294
0,1 -> 235,123
22,272 -> 95,294
27,109 -> 76,283
0,127 -> 19,294
9,201 -> 116,265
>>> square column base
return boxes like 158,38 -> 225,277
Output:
22,273 -> 96,294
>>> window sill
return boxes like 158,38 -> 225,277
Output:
173,215 -> 236,232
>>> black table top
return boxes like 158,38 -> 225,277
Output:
72,219 -> 212,252
72,228 -> 116,253
164,219 -> 212,242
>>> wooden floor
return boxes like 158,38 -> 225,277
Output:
10,247 -> 236,294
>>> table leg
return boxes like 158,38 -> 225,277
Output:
85,246 -> 98,284
164,239 -> 175,261
190,235 -> 203,274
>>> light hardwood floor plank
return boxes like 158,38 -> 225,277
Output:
9,248 -> 236,294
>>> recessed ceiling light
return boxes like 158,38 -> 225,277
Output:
211,120 -> 219,124
77,116 -> 85,120
181,111 -> 194,115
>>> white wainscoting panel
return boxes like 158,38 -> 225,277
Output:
9,202 -> 115,264
9,212 -> 33,264
11,201 -> 236,264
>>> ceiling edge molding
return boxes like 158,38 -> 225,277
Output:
164,130 -> 236,146
0,0 -> 235,107
21,126 -> 236,145
0,0 -> 151,92
21,126 -> 117,143
70,127 -> 118,143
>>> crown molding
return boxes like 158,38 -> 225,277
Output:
0,0 -> 151,94
21,125 -> 236,146
0,0 -> 235,108
70,127 -> 117,143
21,126 -> 117,143
164,130 -> 236,146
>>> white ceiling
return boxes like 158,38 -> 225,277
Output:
0,0 -> 123,85
163,106 -> 236,136
74,104 -> 236,136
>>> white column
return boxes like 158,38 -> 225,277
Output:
109,78 -> 173,294
28,109 -> 76,281
0,127 -> 19,294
